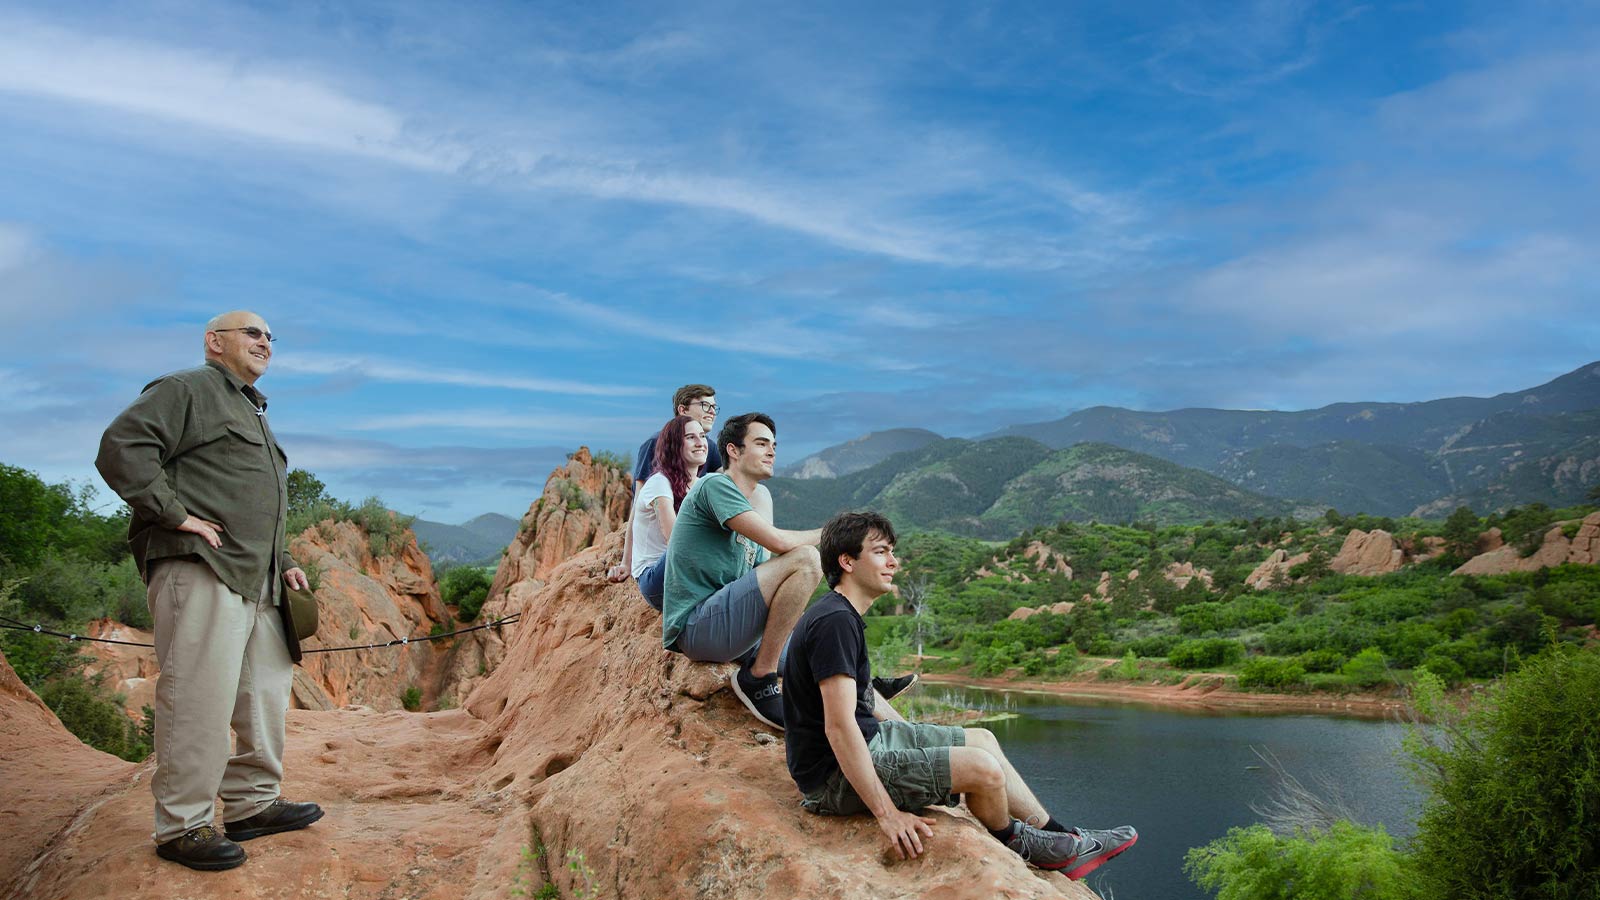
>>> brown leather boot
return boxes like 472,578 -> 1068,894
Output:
156,825 -> 247,871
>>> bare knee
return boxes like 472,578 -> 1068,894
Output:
951,746 -> 1004,792
784,544 -> 821,575
964,727 -> 999,753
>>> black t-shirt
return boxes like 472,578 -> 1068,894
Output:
634,434 -> 723,484
782,590 -> 879,793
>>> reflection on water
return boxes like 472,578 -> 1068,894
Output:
922,685 -> 1423,900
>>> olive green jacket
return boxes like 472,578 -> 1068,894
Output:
96,360 -> 297,607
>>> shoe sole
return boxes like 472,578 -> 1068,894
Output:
1062,833 -> 1138,880
156,847 -> 247,871
225,807 -> 325,842
878,674 -> 919,700
729,674 -> 783,730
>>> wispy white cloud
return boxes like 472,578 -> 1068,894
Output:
0,18 -> 457,170
274,352 -> 650,397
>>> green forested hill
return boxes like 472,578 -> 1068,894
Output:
769,439 -> 1295,537
779,428 -> 944,479
974,362 -> 1600,515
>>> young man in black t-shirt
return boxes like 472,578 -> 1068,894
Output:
781,511 -> 1139,878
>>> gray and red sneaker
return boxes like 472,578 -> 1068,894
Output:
1005,822 -> 1138,879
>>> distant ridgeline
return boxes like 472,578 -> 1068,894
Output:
773,361 -> 1600,532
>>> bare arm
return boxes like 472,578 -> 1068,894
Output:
821,675 -> 935,859
651,496 -> 678,543
607,480 -> 644,582
724,510 -> 820,555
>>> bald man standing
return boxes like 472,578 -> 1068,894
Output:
97,311 -> 323,870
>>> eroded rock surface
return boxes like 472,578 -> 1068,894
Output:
1329,529 -> 1405,577
1453,511 -> 1600,576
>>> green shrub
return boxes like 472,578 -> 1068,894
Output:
1117,649 -> 1140,679
1298,649 -> 1348,673
1169,638 -> 1246,669
1408,648 -> 1600,900
1341,647 -> 1390,687
1186,821 -> 1417,900
441,566 -> 494,622
38,675 -> 151,761
401,685 -> 422,711
1238,657 -> 1308,691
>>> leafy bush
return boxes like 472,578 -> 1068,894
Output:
1297,649 -> 1348,673
1238,657 -> 1308,691
1408,648 -> 1600,900
401,685 -> 422,712
1169,638 -> 1246,669
38,674 -> 152,761
1186,821 -> 1416,900
441,566 -> 493,622
1341,647 -> 1390,687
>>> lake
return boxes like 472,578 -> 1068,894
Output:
922,685 -> 1424,900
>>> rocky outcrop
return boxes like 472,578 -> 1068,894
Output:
1162,562 -> 1213,591
490,447 -> 632,597
80,618 -> 159,723
1329,529 -> 1406,577
1007,601 -> 1076,621
4,520 -> 1098,900
1452,512 -> 1600,576
975,542 -> 1072,585
76,519 -> 482,718
1245,549 -> 1310,590
0,649 -> 136,894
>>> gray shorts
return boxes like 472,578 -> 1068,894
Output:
673,569 -> 767,663
801,720 -> 966,816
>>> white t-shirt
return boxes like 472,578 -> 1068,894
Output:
630,472 -> 675,578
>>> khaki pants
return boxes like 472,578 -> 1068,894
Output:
147,558 -> 292,843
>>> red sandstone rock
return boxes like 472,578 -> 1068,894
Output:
5,450 -> 1103,900
1329,529 -> 1406,577
1452,513 -> 1600,576
1245,549 -> 1310,590
1162,562 -> 1213,591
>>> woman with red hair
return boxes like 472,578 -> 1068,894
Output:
628,414 -> 708,609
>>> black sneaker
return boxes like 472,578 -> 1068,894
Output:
156,825 -> 247,871
872,673 -> 919,700
224,798 -> 325,842
730,664 -> 784,730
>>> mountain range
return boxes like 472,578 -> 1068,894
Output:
774,361 -> 1600,529
410,513 -> 519,567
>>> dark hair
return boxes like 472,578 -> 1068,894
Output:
821,511 -> 897,588
652,415 -> 700,511
672,383 -> 715,415
717,412 -> 776,465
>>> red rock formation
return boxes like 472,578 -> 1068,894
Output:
491,447 -> 633,595
81,618 -> 158,722
286,518 -> 476,711
76,519 -> 481,718
1329,529 -> 1406,577
0,650 -> 134,894
3,523 -> 1099,900
1162,562 -> 1213,591
1245,549 -> 1310,590
1452,512 -> 1600,576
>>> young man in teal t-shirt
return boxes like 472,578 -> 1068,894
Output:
661,412 -> 822,729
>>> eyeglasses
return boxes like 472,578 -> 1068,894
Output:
211,326 -> 275,343
692,400 -> 717,414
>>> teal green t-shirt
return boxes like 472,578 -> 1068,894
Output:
662,473 -> 761,647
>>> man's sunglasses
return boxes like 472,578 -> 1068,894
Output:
212,326 -> 275,343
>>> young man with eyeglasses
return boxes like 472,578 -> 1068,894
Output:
96,311 -> 323,871
782,511 -> 1139,877
609,383 -> 726,584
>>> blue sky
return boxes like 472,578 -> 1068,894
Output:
2,1 -> 1596,520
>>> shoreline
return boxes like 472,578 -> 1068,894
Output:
918,671 -> 1411,720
